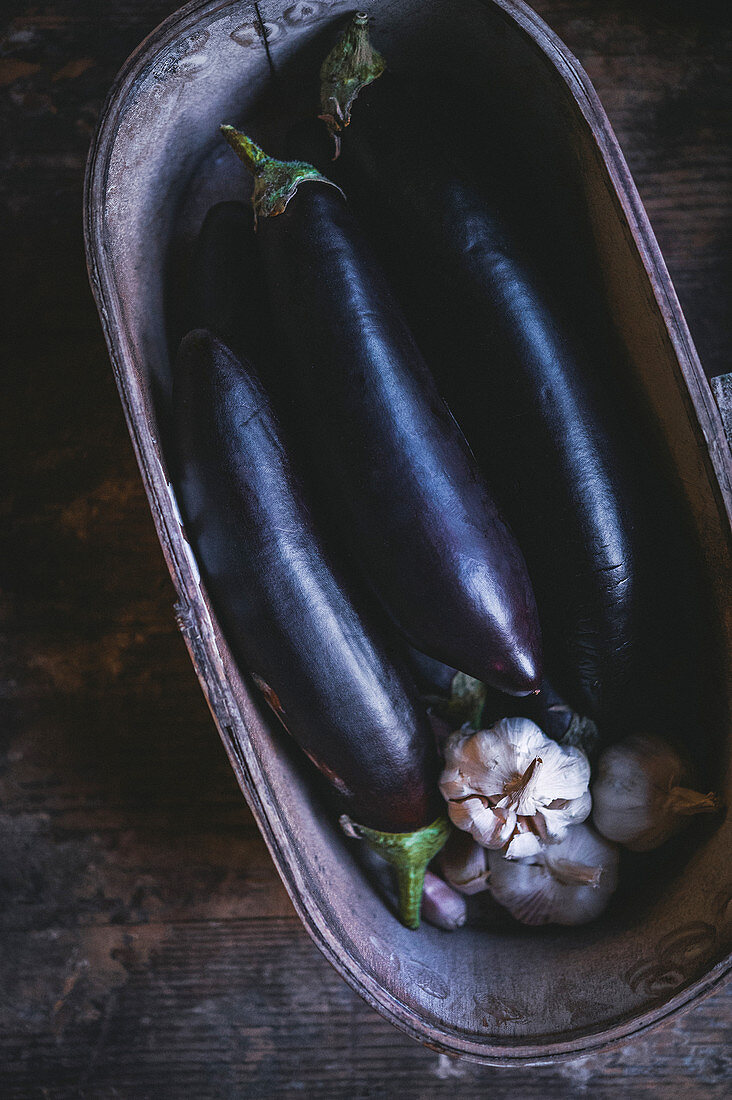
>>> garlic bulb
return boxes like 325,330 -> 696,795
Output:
439,829 -> 491,895
439,717 -> 591,858
488,824 -> 619,926
592,735 -> 719,851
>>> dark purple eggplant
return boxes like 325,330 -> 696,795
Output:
405,647 -> 458,699
220,128 -> 542,700
190,201 -> 259,357
406,645 -> 600,758
172,329 -> 449,927
310,15 -> 702,736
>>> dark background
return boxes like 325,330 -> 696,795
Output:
1,1 -> 730,1096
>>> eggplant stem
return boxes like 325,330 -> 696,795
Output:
220,126 -> 343,222
341,815 -> 451,929
429,671 -> 486,731
318,11 -> 386,156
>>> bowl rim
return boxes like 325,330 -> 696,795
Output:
83,0 -> 732,1064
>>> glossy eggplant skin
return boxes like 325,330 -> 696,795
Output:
311,82 -> 697,733
172,329 -> 442,833
255,182 -> 542,698
405,646 -> 458,698
407,646 -> 599,759
189,201 -> 257,357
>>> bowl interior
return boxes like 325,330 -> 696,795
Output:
91,0 -> 731,1059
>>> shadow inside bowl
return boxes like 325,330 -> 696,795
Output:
86,0 -> 731,1063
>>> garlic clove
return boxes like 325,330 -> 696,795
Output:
503,828 -> 544,860
488,824 -> 619,926
439,830 -> 491,895
541,789 -> 593,840
592,734 -> 720,851
440,771 -> 478,801
446,796 -> 516,849
421,870 -> 468,930
540,742 -> 592,802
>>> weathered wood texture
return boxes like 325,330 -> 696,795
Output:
1,0 -> 730,1095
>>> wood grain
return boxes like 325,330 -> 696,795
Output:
1,0 -> 730,1094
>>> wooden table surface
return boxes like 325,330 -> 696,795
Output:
1,1 -> 730,1095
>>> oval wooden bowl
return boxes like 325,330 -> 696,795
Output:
84,0 -> 732,1064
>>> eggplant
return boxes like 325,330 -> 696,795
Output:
220,128 -> 542,699
407,645 -> 600,759
310,15 -> 702,735
172,328 -> 449,927
189,201 -> 258,357
405,647 -> 459,699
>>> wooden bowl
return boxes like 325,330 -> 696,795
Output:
84,0 -> 731,1064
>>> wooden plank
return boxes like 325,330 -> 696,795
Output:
85,0 -> 732,1060
1,918 -> 730,1098
0,0 -> 729,1093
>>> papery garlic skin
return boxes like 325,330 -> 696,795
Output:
439,718 -> 591,858
439,829 -> 491,895
488,824 -> 619,926
592,735 -> 719,851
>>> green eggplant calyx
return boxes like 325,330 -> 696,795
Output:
319,11 -> 386,158
559,710 -> 601,760
427,671 -> 487,732
340,814 -> 451,929
220,126 -> 343,222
